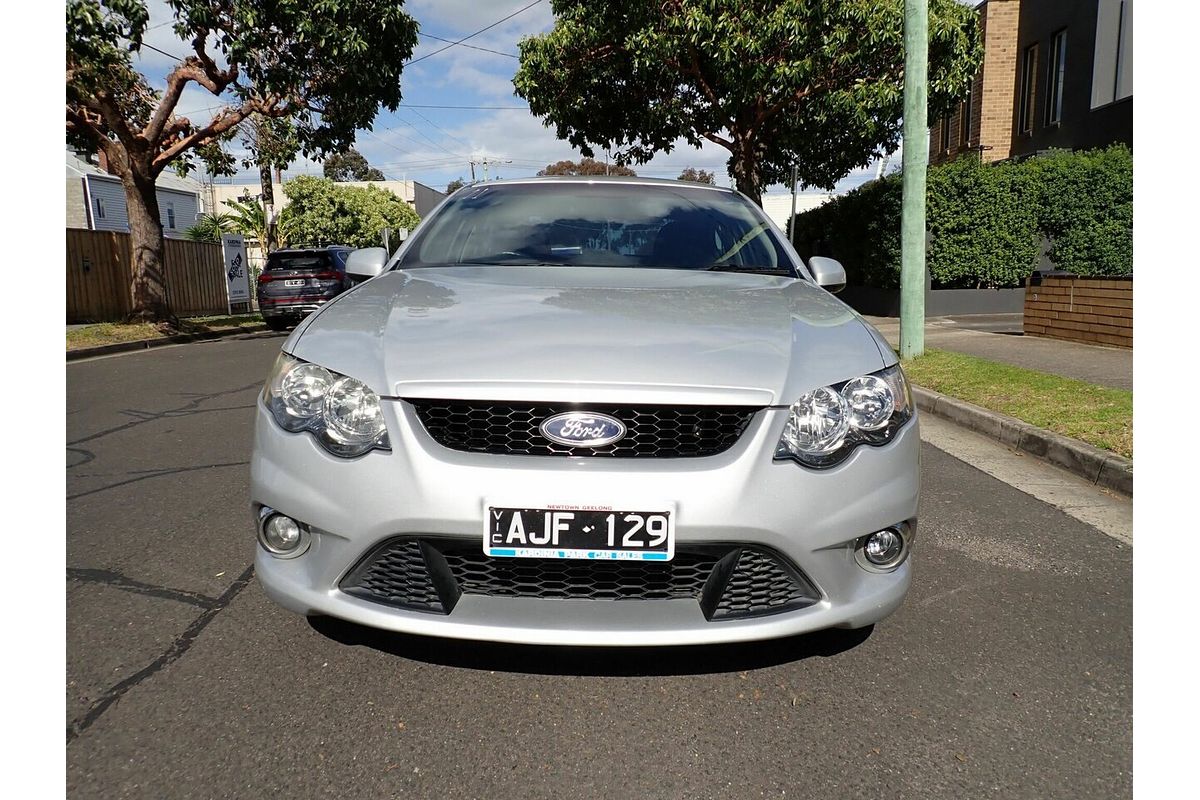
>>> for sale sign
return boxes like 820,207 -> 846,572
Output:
221,234 -> 250,305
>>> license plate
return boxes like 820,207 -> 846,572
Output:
284,279 -> 305,287
484,503 -> 675,561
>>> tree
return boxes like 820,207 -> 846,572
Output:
537,157 -> 637,177
446,177 -> 467,194
183,212 -> 234,243
278,176 -> 420,249
514,0 -> 980,205
323,148 -> 386,182
677,167 -> 716,184
66,0 -> 419,321
240,114 -> 298,251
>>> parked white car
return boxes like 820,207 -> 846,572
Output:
250,177 -> 919,646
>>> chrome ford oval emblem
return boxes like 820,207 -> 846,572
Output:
539,412 -> 627,448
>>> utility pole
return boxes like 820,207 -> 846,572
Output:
899,0 -> 929,360
469,159 -> 477,182
789,164 -> 799,244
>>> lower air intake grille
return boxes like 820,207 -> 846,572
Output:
339,538 -> 819,620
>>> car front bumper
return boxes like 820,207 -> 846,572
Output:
250,398 -> 920,646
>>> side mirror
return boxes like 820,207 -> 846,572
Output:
807,256 -> 847,294
345,247 -> 388,280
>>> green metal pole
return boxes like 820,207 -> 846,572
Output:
900,0 -> 928,360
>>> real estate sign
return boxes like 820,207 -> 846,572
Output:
221,234 -> 250,307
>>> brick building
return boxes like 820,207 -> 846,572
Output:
930,0 -> 1132,165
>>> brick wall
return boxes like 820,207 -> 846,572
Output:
930,0 -> 1020,165
1024,276 -> 1132,348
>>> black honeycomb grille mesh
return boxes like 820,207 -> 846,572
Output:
340,539 -> 445,613
712,548 -> 815,620
442,546 -> 719,600
406,400 -> 759,457
339,538 -> 819,620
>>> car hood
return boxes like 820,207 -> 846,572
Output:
287,266 -> 890,406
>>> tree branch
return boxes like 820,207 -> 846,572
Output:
702,131 -> 733,150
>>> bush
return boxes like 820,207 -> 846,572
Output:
789,144 -> 1132,289
279,176 -> 421,249
1027,145 -> 1132,276
926,155 -> 1040,289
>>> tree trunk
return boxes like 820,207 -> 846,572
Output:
729,134 -> 766,207
259,162 -> 278,251
122,163 -> 171,323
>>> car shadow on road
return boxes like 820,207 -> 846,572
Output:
307,616 -> 873,676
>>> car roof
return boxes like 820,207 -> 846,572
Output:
477,175 -> 735,194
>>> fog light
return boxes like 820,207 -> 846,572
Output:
860,527 -> 907,568
258,509 -> 311,558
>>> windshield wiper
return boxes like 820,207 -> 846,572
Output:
703,264 -> 794,276
457,258 -> 566,267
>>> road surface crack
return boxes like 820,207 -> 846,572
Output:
66,564 -> 255,745
67,567 -> 220,609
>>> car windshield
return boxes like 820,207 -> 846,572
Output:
395,182 -> 795,274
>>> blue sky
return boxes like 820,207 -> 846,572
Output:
132,0 -> 889,196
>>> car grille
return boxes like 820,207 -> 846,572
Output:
406,400 -> 760,458
340,538 -> 820,621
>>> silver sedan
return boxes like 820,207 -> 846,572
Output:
250,177 -> 919,646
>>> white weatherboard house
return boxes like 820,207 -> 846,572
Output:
66,151 -> 203,239
760,192 -> 835,235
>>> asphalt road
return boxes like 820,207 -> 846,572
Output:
66,335 -> 1131,799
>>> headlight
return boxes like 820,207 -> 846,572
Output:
775,364 -> 913,468
263,354 -> 391,457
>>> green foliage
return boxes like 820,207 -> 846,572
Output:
446,177 -> 467,194
791,176 -> 904,288
1026,145 -> 1133,276
222,197 -> 280,249
279,176 -> 420,249
515,0 -> 980,200
537,158 -> 637,177
67,0 -> 419,173
184,212 -> 235,243
677,167 -> 716,184
925,157 -> 1040,289
323,148 -> 386,182
790,146 -> 1132,289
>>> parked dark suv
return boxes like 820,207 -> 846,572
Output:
257,246 -> 356,331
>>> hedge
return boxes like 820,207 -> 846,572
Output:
789,144 -> 1132,289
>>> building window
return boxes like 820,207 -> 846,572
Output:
1018,44 -> 1038,134
1091,0 -> 1132,108
93,197 -> 106,220
940,117 -> 952,153
959,90 -> 972,147
1045,29 -> 1067,126
166,202 -> 176,229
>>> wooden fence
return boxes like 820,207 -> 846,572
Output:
1024,275 -> 1132,348
66,229 -> 230,322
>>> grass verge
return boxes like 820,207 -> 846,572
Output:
67,313 -> 265,351
903,349 -> 1132,460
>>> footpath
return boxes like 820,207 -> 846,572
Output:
866,314 -> 1132,496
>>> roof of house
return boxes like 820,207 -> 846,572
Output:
66,151 -> 203,195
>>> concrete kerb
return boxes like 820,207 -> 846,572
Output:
912,386 -> 1132,497
66,324 -> 274,361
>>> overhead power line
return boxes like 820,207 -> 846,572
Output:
406,0 -> 543,66
400,104 -> 531,110
417,32 -> 517,58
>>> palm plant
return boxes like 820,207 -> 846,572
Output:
224,197 -> 286,250
184,212 -> 235,243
